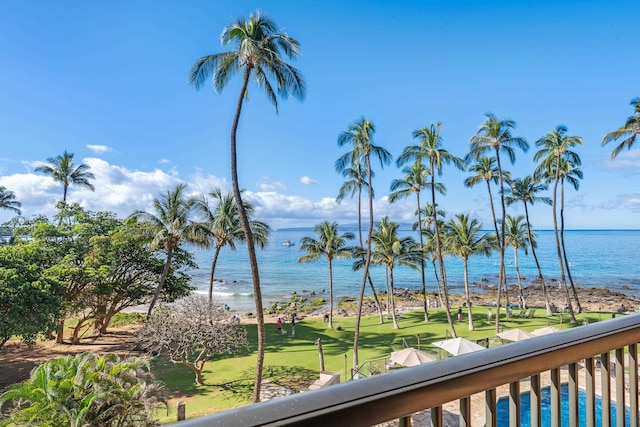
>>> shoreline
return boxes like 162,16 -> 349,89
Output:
197,283 -> 640,325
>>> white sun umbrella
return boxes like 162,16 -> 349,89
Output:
531,326 -> 561,336
390,347 -> 436,367
496,328 -> 536,342
432,337 -> 485,356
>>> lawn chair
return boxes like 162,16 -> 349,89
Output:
519,309 -> 530,318
525,309 -> 536,318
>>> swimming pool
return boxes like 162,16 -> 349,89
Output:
496,383 -> 634,426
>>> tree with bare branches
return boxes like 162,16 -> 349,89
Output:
138,295 -> 248,386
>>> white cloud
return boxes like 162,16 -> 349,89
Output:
87,144 -> 111,153
300,176 -> 318,185
184,170 -> 229,198
257,181 -> 287,192
0,158 -> 197,220
602,150 -> 640,172
159,159 -> 172,164
0,157 -> 419,230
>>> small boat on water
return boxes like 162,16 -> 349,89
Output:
282,240 -> 295,247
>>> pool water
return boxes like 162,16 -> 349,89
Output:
496,383 -> 634,426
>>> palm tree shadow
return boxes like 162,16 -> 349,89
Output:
215,365 -> 317,400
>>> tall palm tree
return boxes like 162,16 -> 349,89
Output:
389,160 -> 430,322
557,159 -> 584,312
363,217 -> 421,329
419,203 -> 446,308
443,213 -> 493,331
336,162 -> 384,324
189,10 -> 305,402
464,156 -> 508,312
401,122 -> 465,338
534,125 -> 582,320
297,221 -> 355,329
34,151 -> 95,202
129,184 -> 202,317
464,157 -> 502,251
503,214 -> 529,303
469,114 -> 528,333
0,187 -> 21,215
335,117 -> 391,372
505,176 -> 553,314
602,98 -> 640,159
191,188 -> 270,304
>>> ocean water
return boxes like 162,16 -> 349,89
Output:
186,229 -> 640,313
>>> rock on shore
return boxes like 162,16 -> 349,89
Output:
342,284 -> 640,316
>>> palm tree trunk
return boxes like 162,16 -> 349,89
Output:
431,160 -> 456,338
484,176 -> 502,332
231,67 -> 265,402
560,178 -> 582,312
463,258 -> 474,331
385,268 -> 391,313
416,191 -> 428,322
502,263 -> 511,319
494,150 -> 507,333
353,154 -> 375,374
513,246 -> 524,299
367,274 -> 384,323
552,171 -> 576,323
523,203 -> 552,315
208,245 -> 223,304
147,245 -> 173,317
431,257 -> 444,308
328,259 -> 334,329
389,267 -> 399,329
358,186 -> 384,324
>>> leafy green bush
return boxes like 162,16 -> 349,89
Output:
109,311 -> 146,327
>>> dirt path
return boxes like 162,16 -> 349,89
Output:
0,327 -> 140,392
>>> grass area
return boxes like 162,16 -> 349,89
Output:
153,305 -> 609,423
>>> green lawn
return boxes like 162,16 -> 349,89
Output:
153,306 -> 607,423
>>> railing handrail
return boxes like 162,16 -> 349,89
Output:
175,314 -> 640,426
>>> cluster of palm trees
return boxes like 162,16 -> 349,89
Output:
129,184 -> 270,318
3,7 -> 639,402
315,97 -> 640,372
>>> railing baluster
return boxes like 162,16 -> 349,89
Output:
430,405 -> 442,427
629,343 -> 638,427
551,367 -> 561,427
510,381 -> 521,427
459,396 -> 471,427
569,362 -> 579,427
398,415 -> 411,427
486,388 -> 496,427
615,348 -> 625,427
602,351 -> 612,427
531,374 -> 541,427
585,357 -> 596,427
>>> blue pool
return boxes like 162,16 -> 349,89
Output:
496,383 -> 635,426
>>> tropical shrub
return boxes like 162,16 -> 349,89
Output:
0,352 -> 166,426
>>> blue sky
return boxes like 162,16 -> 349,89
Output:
0,1 -> 638,229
